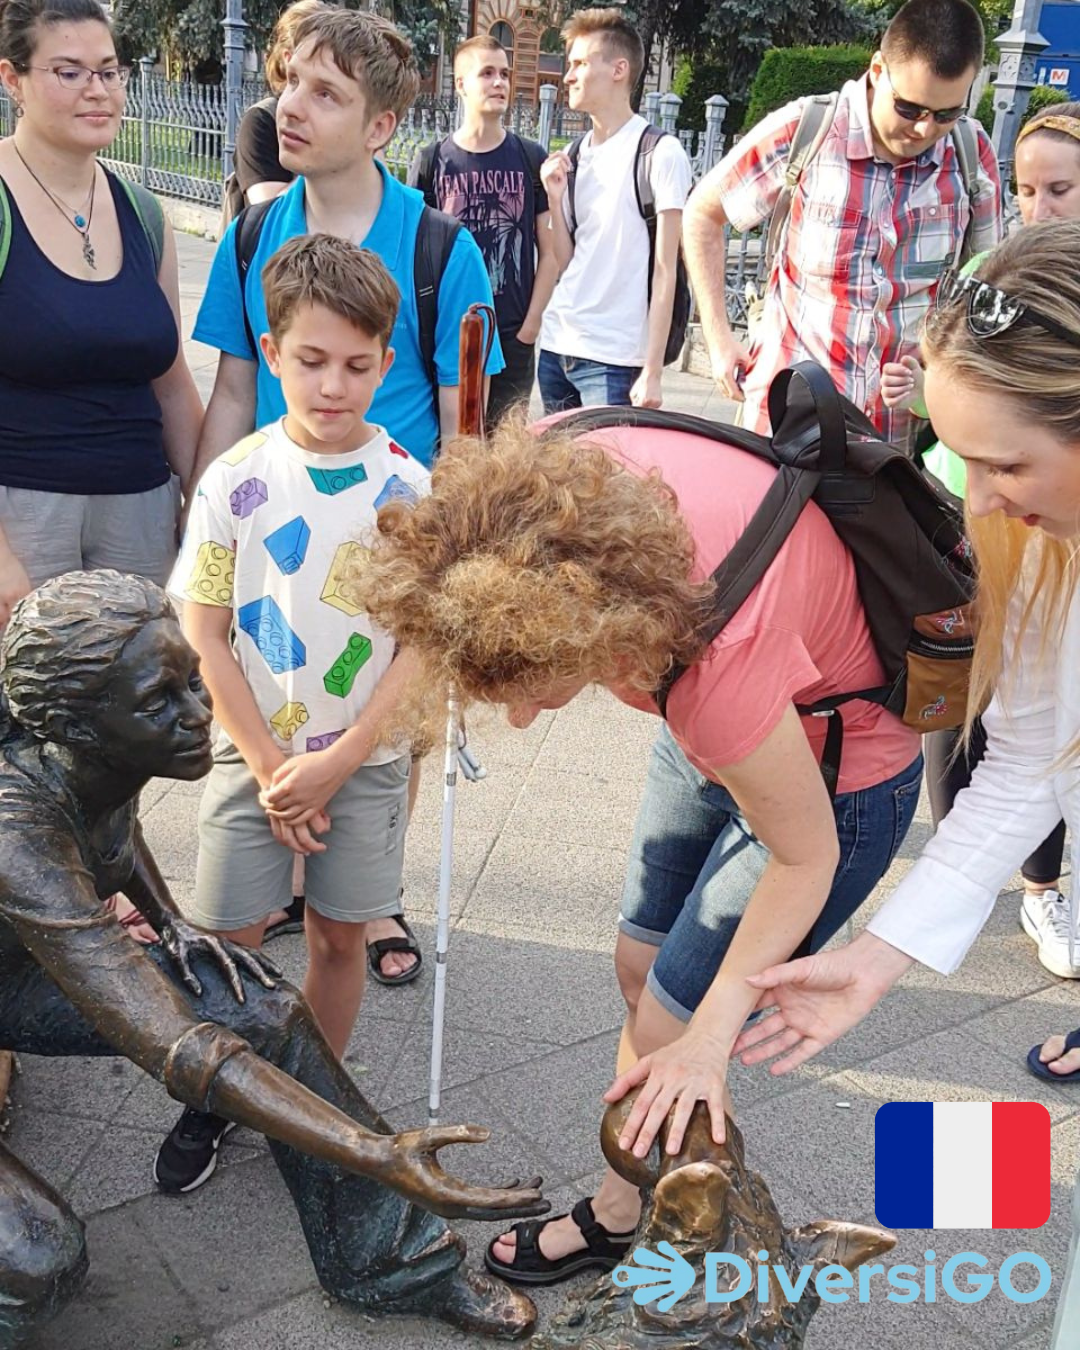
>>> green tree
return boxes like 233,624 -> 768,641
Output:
114,0 -> 459,79
662,0 -> 872,128
554,0 -> 870,119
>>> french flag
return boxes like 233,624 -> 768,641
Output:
875,1102 -> 1050,1229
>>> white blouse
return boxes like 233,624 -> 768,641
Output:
868,576 -> 1079,972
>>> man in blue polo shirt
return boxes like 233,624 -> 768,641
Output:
191,7 -> 502,474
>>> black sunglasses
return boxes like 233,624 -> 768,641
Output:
882,60 -> 968,125
935,272 -> 1080,350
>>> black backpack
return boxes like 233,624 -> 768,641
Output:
551,363 -> 976,795
232,199 -> 463,394
566,123 -> 692,367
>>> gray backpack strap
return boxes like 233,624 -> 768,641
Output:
761,93 -> 838,281
948,116 -> 981,268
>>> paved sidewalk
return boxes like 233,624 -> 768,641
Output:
5,232 -> 1076,1350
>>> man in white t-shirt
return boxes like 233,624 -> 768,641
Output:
537,7 -> 692,412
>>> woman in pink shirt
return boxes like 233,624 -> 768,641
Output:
352,416 -> 923,1284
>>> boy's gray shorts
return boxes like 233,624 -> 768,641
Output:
190,747 -> 410,931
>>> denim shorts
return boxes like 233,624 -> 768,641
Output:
620,724 -> 923,1021
537,349 -> 641,414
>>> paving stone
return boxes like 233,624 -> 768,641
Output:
416,924 -> 626,1046
33,1203 -> 206,1350
379,1022 -> 558,1112
2,1105 -> 102,1192
66,1121 -> 262,1217
479,1033 -> 625,1184
462,835 -> 628,946
134,1154 -> 318,1326
11,1052 -> 141,1123
838,1026 -> 1080,1128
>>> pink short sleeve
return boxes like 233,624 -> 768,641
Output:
667,626 -> 823,775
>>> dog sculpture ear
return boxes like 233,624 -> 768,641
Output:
599,1094 -> 661,1189
789,1219 -> 896,1274
651,1162 -> 734,1243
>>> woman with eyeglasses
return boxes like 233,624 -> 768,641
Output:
0,0 -> 202,614
882,103 -> 1080,986
0,0 -> 203,940
739,218 -> 1080,1349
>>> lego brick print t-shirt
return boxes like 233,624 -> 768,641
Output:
170,421 -> 429,764
416,134 -> 547,335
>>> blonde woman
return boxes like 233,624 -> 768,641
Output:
739,219 -> 1080,1349
883,101 -> 1080,980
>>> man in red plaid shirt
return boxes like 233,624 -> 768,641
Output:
685,0 -> 1002,451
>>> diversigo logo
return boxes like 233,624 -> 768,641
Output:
611,1101 -> 1054,1310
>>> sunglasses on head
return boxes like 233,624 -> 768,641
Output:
882,59 -> 968,125
934,272 -> 1080,349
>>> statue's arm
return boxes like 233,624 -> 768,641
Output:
123,819 -> 182,932
3,832 -> 546,1222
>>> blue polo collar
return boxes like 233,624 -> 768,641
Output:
277,160 -> 406,269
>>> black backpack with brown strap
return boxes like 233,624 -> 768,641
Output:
552,363 -> 976,794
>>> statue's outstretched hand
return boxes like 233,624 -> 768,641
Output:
373,1124 -> 549,1222
160,919 -> 281,1003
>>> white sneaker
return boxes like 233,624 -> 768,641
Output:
1020,889 -> 1080,979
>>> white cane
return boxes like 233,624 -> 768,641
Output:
428,689 -> 459,1125
427,301 -> 494,1126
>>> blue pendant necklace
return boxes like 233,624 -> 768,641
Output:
12,143 -> 97,269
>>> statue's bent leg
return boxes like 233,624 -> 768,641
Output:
144,947 -> 460,1309
0,1139 -> 87,1350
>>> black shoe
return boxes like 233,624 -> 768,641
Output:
264,893 -> 306,943
153,1108 -> 237,1194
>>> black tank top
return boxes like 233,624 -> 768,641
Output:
0,168 -> 179,495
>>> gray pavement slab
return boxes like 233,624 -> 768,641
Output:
3,229 -> 1076,1350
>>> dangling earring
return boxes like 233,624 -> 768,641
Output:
13,103 -> 23,119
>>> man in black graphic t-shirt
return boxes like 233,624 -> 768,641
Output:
409,36 -> 559,424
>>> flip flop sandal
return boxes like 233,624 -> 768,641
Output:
264,894 -> 306,943
483,1197 -> 635,1287
1027,1027 -> 1080,1083
368,914 -> 423,986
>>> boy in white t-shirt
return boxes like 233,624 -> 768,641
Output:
537,7 -> 692,414
155,235 -> 429,1194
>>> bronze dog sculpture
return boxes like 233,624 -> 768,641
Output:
0,572 -> 545,1348
534,1091 -> 895,1348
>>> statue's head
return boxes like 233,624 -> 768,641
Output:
1,571 -> 213,781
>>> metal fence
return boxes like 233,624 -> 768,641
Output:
0,68 -> 757,329
0,68 -> 730,207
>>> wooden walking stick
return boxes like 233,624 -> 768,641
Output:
428,305 -> 495,1126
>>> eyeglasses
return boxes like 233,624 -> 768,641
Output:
882,59 -> 967,125
29,65 -> 130,90
935,272 -> 1080,350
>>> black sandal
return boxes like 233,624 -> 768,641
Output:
483,1197 -> 635,1286
367,914 -> 423,986
264,894 -> 306,943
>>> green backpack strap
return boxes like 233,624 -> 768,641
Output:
116,175 -> 166,274
0,180 -> 11,284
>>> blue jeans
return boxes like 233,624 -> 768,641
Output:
620,724 -> 923,1020
537,349 -> 641,414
